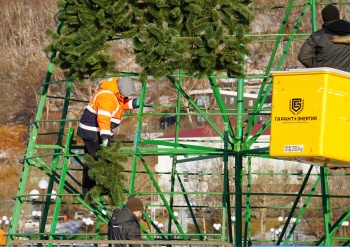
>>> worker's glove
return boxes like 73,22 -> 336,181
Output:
132,97 -> 153,108
100,134 -> 111,147
132,97 -> 141,108
110,122 -> 120,131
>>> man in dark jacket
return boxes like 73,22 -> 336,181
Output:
298,4 -> 350,72
108,198 -> 144,247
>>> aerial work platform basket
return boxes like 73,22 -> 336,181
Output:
270,68 -> 350,167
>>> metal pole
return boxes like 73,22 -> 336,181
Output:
235,76 -> 244,247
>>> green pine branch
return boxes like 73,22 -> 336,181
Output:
45,0 -> 255,81
83,141 -> 127,205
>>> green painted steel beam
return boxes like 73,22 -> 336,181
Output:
244,158 -> 253,247
167,73 -> 182,238
277,165 -> 314,245
320,167 -> 333,246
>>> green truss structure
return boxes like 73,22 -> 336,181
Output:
6,1 -> 350,246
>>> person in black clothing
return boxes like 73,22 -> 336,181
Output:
298,4 -> 350,72
108,198 -> 144,247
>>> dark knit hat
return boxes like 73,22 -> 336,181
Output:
322,4 -> 340,22
126,198 -> 144,212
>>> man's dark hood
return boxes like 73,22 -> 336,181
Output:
110,207 -> 137,225
323,19 -> 350,35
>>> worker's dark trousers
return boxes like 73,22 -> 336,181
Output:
82,139 -> 101,194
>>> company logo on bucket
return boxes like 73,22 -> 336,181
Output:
289,98 -> 304,115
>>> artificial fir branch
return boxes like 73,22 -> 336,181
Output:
46,0 -> 254,81
83,141 -> 127,205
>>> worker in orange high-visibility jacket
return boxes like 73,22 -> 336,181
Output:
77,77 -> 140,193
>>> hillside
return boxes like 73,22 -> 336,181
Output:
0,125 -> 28,212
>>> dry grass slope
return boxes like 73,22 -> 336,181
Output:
0,0 -> 60,124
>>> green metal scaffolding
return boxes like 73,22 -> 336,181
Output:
5,1 -> 350,246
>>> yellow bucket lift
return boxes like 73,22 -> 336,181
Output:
270,68 -> 350,167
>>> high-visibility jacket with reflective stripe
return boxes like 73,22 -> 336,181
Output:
77,77 -> 135,141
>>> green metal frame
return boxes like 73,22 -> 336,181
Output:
5,1 -> 350,246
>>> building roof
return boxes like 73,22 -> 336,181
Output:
159,119 -> 270,139
189,89 -> 259,98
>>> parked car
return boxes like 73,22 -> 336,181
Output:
74,211 -> 96,220
74,211 -> 86,220
25,220 -> 39,228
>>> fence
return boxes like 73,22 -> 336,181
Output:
5,240 -> 235,247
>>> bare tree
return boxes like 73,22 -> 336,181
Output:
249,160 -> 300,238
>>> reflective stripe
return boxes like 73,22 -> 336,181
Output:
97,110 -> 112,117
111,103 -> 120,117
90,90 -> 119,115
92,90 -> 115,105
100,129 -> 113,135
128,100 -> 133,109
111,118 -> 121,124
78,122 -> 99,132
86,105 -> 96,114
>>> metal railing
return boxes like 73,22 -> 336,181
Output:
6,240 -> 235,247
